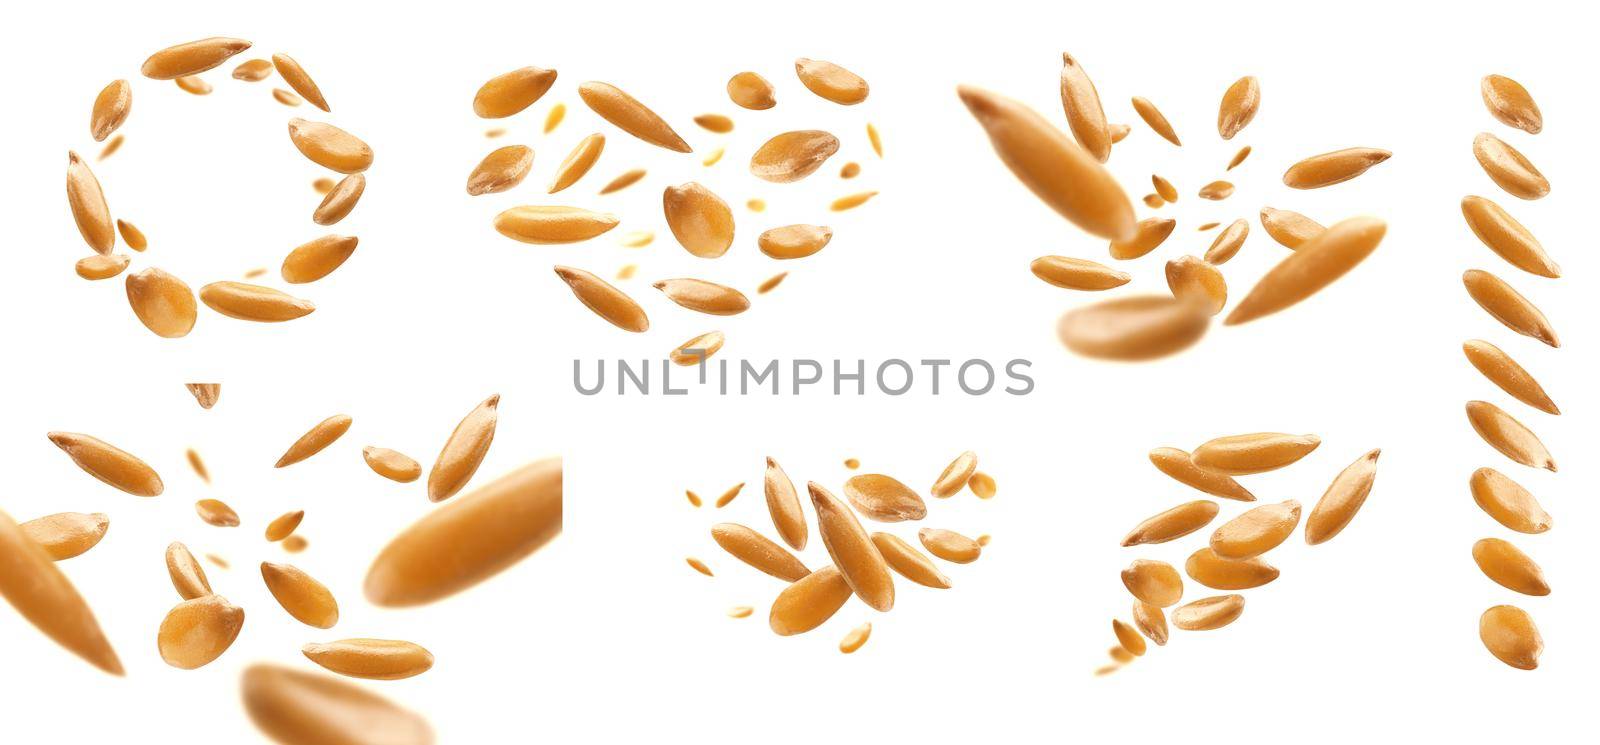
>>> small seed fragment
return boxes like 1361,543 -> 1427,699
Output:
830,191 -> 877,211
1185,548 -> 1279,590
0,510 -> 122,675
1227,145 -> 1252,170
75,254 -> 129,280
1121,559 -> 1183,607
1304,449 -> 1381,545
867,123 -> 883,157
67,151 -> 114,255
1030,256 -> 1130,291
685,490 -> 702,508
1471,467 -> 1551,534
694,114 -> 733,133
795,58 -> 869,105
670,331 -> 725,366
769,566 -> 852,636
275,414 -> 352,468
662,182 -> 734,258
1460,195 -> 1558,276
97,134 -> 124,161
1122,501 -> 1220,546
1259,207 -> 1324,249
1057,295 -> 1211,361
1480,75 -> 1542,134
303,639 -> 435,680
919,528 -> 981,564
711,523 -> 809,582
810,483 -> 894,612
1480,605 -> 1541,670
1197,181 -> 1234,200
1211,500 -> 1301,559
313,178 -> 336,194
1283,148 -> 1390,188
1462,269 -> 1558,347
765,457 -> 807,551
843,474 -> 928,522
654,278 -> 750,315
839,623 -> 872,654
233,58 -> 272,81
931,451 -> 978,499
727,72 -> 776,110
20,512 -> 109,561
1058,52 -> 1111,162
1131,97 -> 1180,145
1217,76 -> 1260,140
1172,594 -> 1245,631
549,134 -> 605,193
261,562 -> 338,628
265,511 -> 305,542
599,168 -> 646,195
1472,538 -> 1549,596
757,272 -> 787,294
1113,619 -> 1146,656
428,394 -> 499,503
283,535 -> 308,553
543,102 -> 566,133
158,594 -> 244,669
1226,216 -> 1387,326
1133,602 -> 1168,645
186,448 -> 209,483
758,224 -> 833,260
1466,400 -> 1556,471
1109,217 -> 1176,261
195,499 -> 240,527
241,664 -> 434,744
968,472 -> 997,499
90,80 -> 131,142
578,81 -> 691,152
271,53 -> 329,112
870,533 -> 951,589
553,266 -> 649,332
126,268 -> 197,338
474,67 -> 557,118
48,432 -> 163,496
1204,219 -> 1250,265
1164,256 -> 1228,316
313,173 -> 366,225
142,38 -> 252,79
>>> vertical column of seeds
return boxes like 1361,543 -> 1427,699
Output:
1463,75 -> 1555,671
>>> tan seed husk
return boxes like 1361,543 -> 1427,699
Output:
97,134 -> 124,161
1461,195 -> 1558,276
261,562 -> 339,628
1113,619 -> 1146,656
1121,559 -> 1183,607
1197,181 -> 1234,200
654,278 -> 750,316
1172,594 -> 1245,631
195,499 -> 240,528
1472,134 -> 1549,200
694,114 -> 734,133
20,512 -> 109,561
685,490 -> 702,508
1030,256 -> 1131,291
467,145 -> 535,196
187,448 -> 209,483
1151,174 -> 1179,203
116,219 -> 147,251
662,182 -> 734,257
1165,256 -> 1228,316
1192,432 -> 1320,475
1143,194 -> 1164,208
670,331 -> 725,366
870,533 -> 951,589
363,447 -> 421,483
554,266 -> 649,332
769,566 -> 852,635
427,394 -> 499,503
1131,97 -> 1180,145
233,58 -> 273,81
241,663 -> 434,744
969,472 -> 997,499
830,191 -> 877,211
1466,400 -> 1556,471
90,80 -> 131,142
0,509 -> 122,674
1259,207 -> 1325,249
931,451 -> 978,498
550,134 -> 605,193
1471,467 -> 1552,534
1133,601 -> 1168,645
67,151 -> 114,254
48,432 -> 163,496
919,528 -> 982,564
313,173 -> 366,225
281,235 -> 358,284
126,268 -> 198,337
1211,499 -> 1301,559
1227,145 -> 1252,170
765,457 -> 807,551
843,474 -> 928,522
1203,219 -> 1250,265
757,272 -> 787,294
809,482 -> 894,612
1057,295 -> 1211,361
1094,664 -> 1122,677
1480,605 -> 1542,670
1283,148 -> 1391,188
1058,52 -> 1112,162
1110,643 -> 1134,662
287,119 -> 372,173
265,510 -> 305,542
303,639 -> 435,681
1109,122 -> 1131,143
867,123 -> 883,157
157,594 -> 243,669
271,53 -> 329,112
1226,216 -> 1387,325
1217,76 -> 1260,140
750,130 -> 840,183
1462,269 -> 1558,347
599,168 -> 646,195
727,605 -> 753,618
1185,548 -> 1279,590
1148,447 -> 1254,501
283,535 -> 308,553
186,383 -> 220,409
759,224 -> 833,259
1304,449 -> 1381,545
142,38 -> 252,79
727,72 -> 777,110
543,102 -> 566,133
275,414 -> 352,468
495,206 -> 619,244
313,177 -> 336,194
845,459 -> 860,470
714,483 -> 744,508
795,58 -> 869,105
711,523 -> 809,582
1121,500 -> 1219,546
1473,538 -> 1549,596
578,81 -> 691,152
474,67 -> 557,118
271,88 -> 301,106
839,623 -> 872,654
1480,75 -> 1542,134
75,254 -> 130,281
366,458 -> 562,607
1463,340 -> 1558,415
1109,217 -> 1176,261
1198,221 -> 1220,231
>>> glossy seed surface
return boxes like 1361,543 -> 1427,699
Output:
282,235 -> 358,284
1480,605 -> 1541,669
1217,76 -> 1260,140
314,174 -> 366,225
158,594 -> 244,669
662,182 -> 734,258
1172,594 -> 1245,630
554,266 -> 648,332
1058,52 -> 1111,162
1030,256 -> 1130,291
1192,433 -> 1320,475
1472,538 -> 1549,596
1259,207 -> 1325,249
195,499 -> 240,527
1131,96 -> 1180,145
167,541 -> 213,599
495,206 -> 618,244
1121,501 -> 1220,546
1113,619 -> 1147,656
262,562 -> 339,628
809,483 -> 894,611
1148,447 -> 1254,501
90,80 -> 131,142
578,81 -> 691,152
1133,602 -> 1168,645
1462,269 -> 1558,346
758,224 -> 832,260
1470,467 -> 1551,534
1121,559 -> 1183,607
1226,217 -> 1386,325
1165,256 -> 1228,316
711,523 -> 809,582
276,415 -> 352,468
20,512 -> 109,561
930,451 -> 978,498
201,282 -> 315,322
1109,217 -> 1176,260
1480,75 -> 1542,134
1203,219 -> 1249,265
1460,195 -> 1558,276
1471,134 -> 1549,199
795,58 -> 868,105
265,511 -> 305,542
67,151 -> 114,254
843,474 -> 928,522
654,278 -> 750,316
1462,340 -> 1558,415
428,395 -> 499,503
1282,148 -> 1390,188
467,145 -> 534,196
272,53 -> 329,111
1185,548 -> 1279,590
871,533 -> 951,589
1304,449 -> 1381,545
1210,500 -> 1301,559
750,130 -> 840,183
474,67 -> 557,118
1466,400 -> 1556,471
550,134 -> 605,193
142,38 -> 251,79
288,119 -> 373,173
48,432 -> 163,496
769,566 -> 852,636
727,72 -> 776,110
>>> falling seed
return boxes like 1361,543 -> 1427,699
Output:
1131,97 -> 1181,145
1259,207 -> 1325,249
275,415 -> 352,468
466,145 -> 537,197
1121,559 -> 1183,607
48,432 -> 163,496
176,75 -> 214,94
1480,605 -> 1541,670
1113,619 -> 1146,656
1148,447 -> 1254,501
839,623 -> 872,654
157,595 -> 244,669
578,81 -> 691,152
662,182 -> 734,257
261,562 -> 339,628
287,118 -> 373,173
185,448 -> 210,483
750,130 -> 840,183
759,224 -> 833,260
795,58 -> 869,105
764,457 -> 807,551
747,198 -> 767,212
1151,175 -> 1179,203
1227,145 -> 1252,170
1209,500 -> 1301,559
313,174 -> 366,226
1304,449 -> 1382,545
1197,181 -> 1234,200
1462,340 -> 1559,415
427,394 -> 500,503
1471,134 -> 1549,200
1226,217 -> 1387,325
1197,222 -> 1219,231
272,88 -> 302,106
281,235 -> 359,284
686,490 -> 703,508
1462,269 -> 1558,347
206,554 -> 229,569
474,66 -> 557,118
714,482 -> 745,508
769,566 -> 852,636
1142,194 -> 1164,208
728,606 -> 753,618
1203,219 -> 1249,265
0,509 -> 123,675
302,639 -> 435,681
931,451 -> 978,498
1192,433 -> 1320,475
272,53 -> 329,111
867,123 -> 883,157
1057,52 -> 1112,162
67,151 -> 114,255
232,58 -> 273,81
599,168 -> 646,195
1133,602 -> 1168,645
240,664 -> 434,744
1121,501 -> 1220,546
1282,148 -> 1391,189
265,511 -> 305,542
726,71 -> 777,110
553,266 -> 649,332
809,483 -> 894,612
313,177 -> 336,194
1460,195 -> 1558,276
495,206 -> 619,244
843,474 -> 928,522
670,331 -> 725,366
710,523 -> 808,582
617,265 -> 635,280
195,499 -> 240,527
1109,218 -> 1176,261
686,557 -> 714,576
75,254 -> 130,281
838,161 -> 861,178
693,114 -> 734,133
485,127 -> 507,138
125,268 -> 197,337
1165,256 -> 1228,316
976,534 -> 991,546
550,134 -> 606,193
870,533 -> 951,589
1472,538 -> 1550,596
1217,76 -> 1260,140
617,230 -> 654,248
654,278 -> 750,316
701,147 -> 725,167
19,512 -> 110,561
1057,295 -> 1211,362
1109,123 -> 1131,143
186,383 -> 220,409
1185,548 -> 1279,590
1471,467 -> 1551,534
919,528 -> 981,564
1465,400 -> 1556,471
1172,594 -> 1245,630
543,102 -> 567,133
89,79 -> 131,142
968,472 -> 997,499
844,458 -> 860,469
283,535 -> 308,553
200,282 -> 315,322
141,38 -> 252,79
830,191 -> 877,211
757,272 -> 787,294
97,134 -> 125,161
1030,256 -> 1131,291
1095,664 -> 1121,677
1480,75 -> 1542,135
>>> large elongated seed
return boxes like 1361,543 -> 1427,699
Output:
1217,76 -> 1260,140
809,483 -> 894,611
931,451 -> 978,498
662,183 -> 734,257
427,395 -> 499,503
196,499 -> 240,527
282,235 -> 358,284
1109,217 -> 1176,260
1466,400 -> 1555,471
364,447 -> 421,483
48,432 -> 162,496
314,174 -> 366,225
1185,548 -> 1279,590
1058,52 -> 1111,162
1148,447 -> 1254,501
1192,433 -> 1319,475
1283,148 -> 1390,188
1304,450 -> 1381,545
126,268 -> 197,337
1472,135 -> 1548,200
67,151 -> 114,254
275,415 -> 352,468
1227,216 -> 1386,325
265,511 -> 304,542
1031,256 -> 1130,290
711,523 -> 809,582
1472,538 -> 1549,596
0,509 -> 122,674
654,278 -> 749,315
549,134 -> 605,193
761,457 -> 808,551
1462,340 -> 1559,415
843,474 -> 928,522
288,119 -> 373,173
1121,500 -> 1218,546
1121,559 -> 1183,607
475,67 -> 556,118
241,663 -> 434,745
795,58 -> 868,105
1057,295 -> 1210,361
20,512 -> 109,561
76,254 -> 129,280
1259,207 -> 1325,249
578,81 -> 690,152
1471,467 -> 1551,533
90,80 -> 131,142
958,85 -> 1135,241
554,266 -> 648,332
1461,196 -> 1557,276
167,542 -> 212,599
1203,219 -> 1250,265
727,72 -> 776,110
495,206 -> 618,244
366,459 -> 561,606
1480,75 -> 1542,134
272,53 -> 329,112
1172,595 -> 1245,630
750,131 -> 839,183
1211,500 -> 1301,558
1165,256 -> 1227,316
158,595 -> 244,669
769,566 -> 852,635
467,146 -> 533,196
262,562 -> 339,628
1131,97 -> 1180,145
759,225 -> 833,260
1133,602 -> 1168,645
1113,619 -> 1146,656
1462,269 -> 1558,346
303,639 -> 435,681
1480,605 -> 1541,670
870,533 -> 951,589
919,529 -> 981,564
142,38 -> 251,79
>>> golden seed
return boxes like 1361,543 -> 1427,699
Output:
1471,467 -> 1551,534
195,499 -> 240,528
662,182 -> 734,257
711,523 -> 809,582
1461,195 -> 1558,276
770,566 -> 852,636
1197,181 -> 1234,200
303,639 -> 435,681
839,623 -> 872,654
870,533 -> 951,589
578,81 -> 691,152
1217,76 -> 1260,140
67,151 -> 114,255
241,663 -> 434,744
1131,96 -> 1181,146
1283,148 -> 1391,188
474,66 -> 557,119
747,198 -> 766,212
728,605 -> 753,618
714,482 -> 744,508
1480,75 -> 1542,135
142,38 -> 252,79
1226,216 -> 1386,326
553,266 -> 649,332
1192,433 -> 1319,475
313,177 -> 336,194
544,102 -> 566,133
186,448 -> 209,483
969,472 -> 997,499
1109,122 -> 1131,143
1110,645 -> 1134,664
654,278 -> 750,316
275,414 -> 353,468
795,58 -> 869,105
959,85 -> 1135,241
759,224 -> 833,260
845,458 -> 860,470
686,557 -> 713,576
1142,194 -> 1164,208
843,474 -> 928,522
126,268 -> 198,338
271,53 -> 328,111
757,272 -> 787,294
931,451 -> 978,499
1058,52 -> 1111,162
1462,269 -> 1558,347
670,331 -> 725,366
1202,219 -> 1249,265
496,206 -> 619,245
485,128 -> 505,138
694,114 -> 734,133
313,173 -> 366,225
261,562 -> 339,628
1210,500 -> 1301,559
89,80 -> 131,142
750,130 -> 840,183
1227,145 -> 1252,171
918,528 -> 981,564
1121,500 -> 1219,546
0,510 -> 122,675
272,88 -> 302,106
1148,447 -> 1254,501
428,394 -> 500,503
867,123 -> 883,157
206,554 -> 229,569
97,134 -> 124,161
233,58 -> 273,81
20,512 -> 110,561
599,169 -> 646,195
1057,295 -> 1211,361
1185,547 -> 1279,590
1113,619 -> 1146,656
1030,256 -> 1131,291
830,191 -> 877,211
1121,559 -> 1183,607
1473,538 -> 1549,596
287,122 -> 370,176
176,75 -> 213,94
1109,217 -> 1176,261
75,254 -> 129,281
1133,602 -> 1168,645
48,432 -> 163,496
1259,207 -> 1325,249
1172,594 -> 1245,631
685,490 -> 702,508
1464,340 -> 1559,416
810,482 -> 895,611
467,145 -> 536,197
281,235 -> 358,284
727,72 -> 777,110
1472,134 -> 1549,200
265,511 -> 305,542
1304,449 -> 1382,545
1480,605 -> 1542,670
549,134 -> 605,193
1198,221 -> 1220,231
1151,175 -> 1179,203
1094,664 -> 1122,676
1466,400 -> 1556,471
283,535 -> 308,553
764,457 -> 807,551
157,594 -> 244,669
186,383 -> 219,409
1164,256 -> 1228,316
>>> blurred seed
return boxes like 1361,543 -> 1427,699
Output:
185,448 -> 209,483
553,266 -> 649,332
830,191 -> 877,211
1165,256 -> 1227,316
186,383 -> 219,409
314,174 -> 366,225
48,432 -> 163,496
474,66 -> 557,118
1480,75 -> 1542,134
272,53 -> 328,111
1148,447 -> 1254,501
795,58 -> 869,105
283,535 -> 308,553
686,557 -> 713,576
1152,175 -> 1178,202
845,459 -> 860,470
662,182 -> 734,257
968,472 -> 997,499
1462,269 -> 1558,347
1121,501 -> 1219,546
67,151 -> 114,254
714,483 -> 744,508
759,224 -> 833,260
1226,217 -> 1387,325
578,81 -> 691,152
483,128 -> 504,138
1172,594 -> 1245,631
1131,97 -> 1180,145
265,511 -> 305,542
769,566 -> 852,635
1203,219 -> 1249,265
1461,195 -> 1558,276
1095,664 -> 1122,677
287,119 -> 373,173
685,490 -> 702,508
1473,538 -> 1549,596
303,639 -> 435,680
1058,52 -> 1112,162
1227,145 -> 1252,170
1110,645 -> 1136,664
142,38 -> 252,79
711,523 -> 808,582
843,474 -> 928,522
1192,433 -> 1319,475
694,114 -> 733,133
1185,547 -> 1279,590
1142,194 -> 1164,208
126,268 -> 197,337
931,451 -> 978,498
0,510 -> 122,675
76,254 -> 129,280
97,134 -> 125,161
1198,222 -> 1219,231
1030,256 -> 1131,291
728,605 -> 753,618
670,331 -> 725,366
275,414 -> 352,468
206,554 -> 229,569
261,562 -> 339,628
232,58 -> 273,81
550,134 -> 605,193
281,235 -> 358,284
810,483 -> 895,611
20,512 -> 109,561
1121,559 -> 1183,607
240,664 -> 434,744
157,594 -> 244,669
1304,449 -> 1382,545
90,80 -> 131,142
750,130 -> 840,183
195,499 -> 240,527
757,272 -> 787,294
654,278 -> 750,315
1259,207 -> 1324,249
870,533 -> 951,589
1466,400 -> 1556,471
313,178 -> 336,194
1197,181 -> 1234,200
1217,76 -> 1260,139
428,394 -> 500,503
1109,217 -> 1176,261
1113,619 -> 1146,656
839,623 -> 872,654
1210,500 -> 1301,559
1283,148 -> 1390,188
1471,467 -> 1551,533
1133,601 -> 1168,645
727,71 -> 777,110
600,168 -> 646,195
919,528 -> 981,564
765,457 -> 807,551
1109,123 -> 1131,143
867,123 -> 883,157
272,88 -> 302,106
1480,605 -> 1541,669
1057,295 -> 1210,361
544,102 -> 566,133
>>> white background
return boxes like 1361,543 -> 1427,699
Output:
0,0 -> 1592,741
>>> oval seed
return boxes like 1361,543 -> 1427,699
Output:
1283,148 -> 1390,188
769,566 -> 852,636
1466,400 -> 1555,471
1172,594 -> 1245,631
541,102 -> 566,134
711,523 -> 809,582
1198,222 -> 1220,231
1226,216 -> 1387,326
1144,194 -> 1165,208
599,168 -> 646,195
670,331 -> 724,366
693,114 -> 733,133
1165,256 -> 1227,316
1227,145 -> 1252,170
466,145 -> 536,197
727,606 -> 753,618
662,182 -> 734,258
959,85 -> 1135,241
313,173 -> 366,225
1057,295 -> 1211,361
1113,619 -> 1146,656
1030,256 -> 1130,291
97,134 -> 124,160
968,472 -> 997,499
1109,217 -> 1176,260
1460,195 -> 1558,276
1462,269 -> 1558,347
1133,602 -> 1168,645
919,528 -> 981,564
1152,174 -> 1179,203
474,66 -> 557,118
303,639 -> 434,681
1203,219 -> 1250,265
287,119 -> 373,173
1121,559 -> 1183,607
654,278 -> 750,315
158,595 -> 244,669
931,451 -> 978,499
758,224 -> 833,260
839,623 -> 872,654
1130,96 -> 1180,146
1472,134 -> 1548,200
577,81 -> 690,152
757,272 -> 787,294
843,474 -> 928,522
272,88 -> 302,106
1472,538 -> 1549,596
116,220 -> 148,252
1058,52 -> 1111,162
831,191 -> 877,211
1471,467 -> 1551,534
1185,548 -> 1279,590
1259,207 -> 1324,249
48,432 -> 163,496
167,541 -> 213,599
90,80 -> 131,142
271,53 -> 328,112
553,266 -> 648,332
1480,605 -> 1542,670
275,414 -> 352,468
1304,449 -> 1381,545
495,206 -> 619,245
0,509 -> 122,674
1463,341 -> 1558,416
265,511 -> 305,542
1122,500 -> 1220,546
870,533 -> 951,589
233,58 -> 273,81
20,512 -> 109,561
1217,76 -> 1260,140
1192,433 -> 1319,475
66,151 -> 114,255
1210,500 -> 1301,559
75,254 -> 129,280
795,58 -> 868,105
363,447 -> 421,483
241,663 -> 433,744
1108,645 -> 1135,664
286,538 -> 308,558
809,483 -> 894,612
125,268 -> 197,338
1480,75 -> 1542,134
425,394 -> 499,503
366,458 -> 562,607
1198,181 -> 1234,200
1148,447 -> 1254,501
549,134 -> 605,193
261,562 -> 338,628
750,130 -> 840,183
1109,122 -> 1131,143
196,499 -> 240,527
280,235 -> 358,284
313,178 -> 336,194
714,483 -> 743,509
142,38 -> 252,79
764,457 -> 807,551
727,71 -> 777,110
